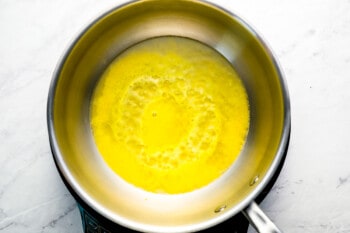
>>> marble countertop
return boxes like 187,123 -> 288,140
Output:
1,0 -> 350,232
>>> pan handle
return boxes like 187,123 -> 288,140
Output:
242,202 -> 282,233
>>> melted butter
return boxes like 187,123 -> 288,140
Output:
90,37 -> 250,194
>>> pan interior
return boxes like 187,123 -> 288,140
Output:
89,35 -> 250,195
49,0 -> 288,232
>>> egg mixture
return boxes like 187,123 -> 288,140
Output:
90,36 -> 249,194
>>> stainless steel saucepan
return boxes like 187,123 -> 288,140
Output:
47,0 -> 291,232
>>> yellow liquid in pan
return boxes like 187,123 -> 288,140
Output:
90,37 -> 250,194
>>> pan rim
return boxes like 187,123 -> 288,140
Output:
47,0 -> 291,232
